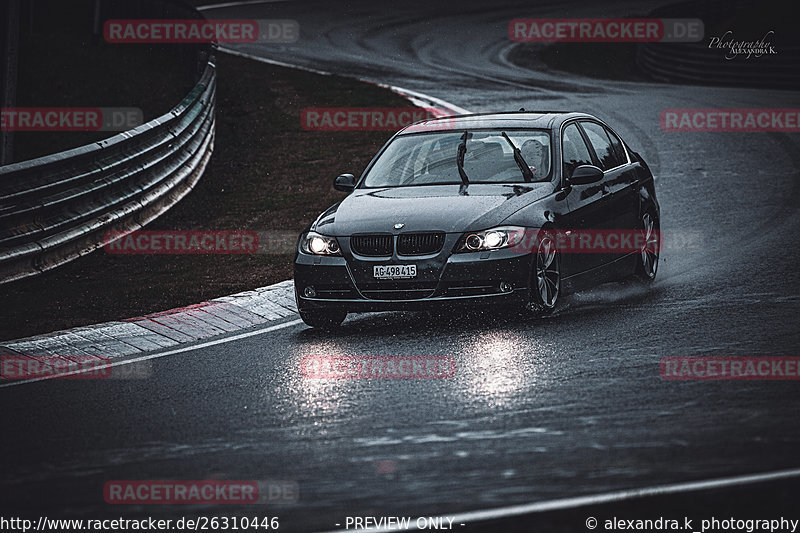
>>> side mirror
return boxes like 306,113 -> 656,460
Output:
334,173 -> 356,193
568,165 -> 604,185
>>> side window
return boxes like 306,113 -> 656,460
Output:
604,127 -> 627,165
580,121 -> 622,170
561,123 -> 593,178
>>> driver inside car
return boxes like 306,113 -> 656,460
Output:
521,138 -> 548,180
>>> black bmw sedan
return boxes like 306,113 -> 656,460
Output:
294,111 -> 660,328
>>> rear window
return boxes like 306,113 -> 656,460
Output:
580,121 -> 623,170
604,126 -> 627,165
581,122 -> 622,170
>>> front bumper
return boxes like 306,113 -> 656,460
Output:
294,247 -> 533,313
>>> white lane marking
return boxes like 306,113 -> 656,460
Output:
214,47 -> 471,115
0,319 -> 304,389
318,467 -> 800,532
218,45 -> 332,75
197,0 -> 288,11
375,83 -> 471,115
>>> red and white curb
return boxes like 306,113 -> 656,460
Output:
0,280 -> 297,362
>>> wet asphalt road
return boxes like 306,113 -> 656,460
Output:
2,0 -> 800,531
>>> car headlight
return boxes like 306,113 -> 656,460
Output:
457,226 -> 527,253
300,232 -> 341,255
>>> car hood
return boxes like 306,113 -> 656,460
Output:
313,183 -> 553,235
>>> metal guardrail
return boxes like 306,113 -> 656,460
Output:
0,2 -> 216,284
636,0 -> 800,90
637,42 -> 800,89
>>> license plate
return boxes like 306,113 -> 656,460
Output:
374,264 -> 417,279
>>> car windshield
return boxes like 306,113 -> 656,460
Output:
362,130 -> 552,187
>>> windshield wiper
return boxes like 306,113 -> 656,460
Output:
456,131 -> 470,186
501,131 -> 534,182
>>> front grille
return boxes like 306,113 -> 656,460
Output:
361,289 -> 436,300
442,283 -> 500,298
315,283 -> 359,299
358,280 -> 438,300
351,234 -> 393,256
397,232 -> 445,256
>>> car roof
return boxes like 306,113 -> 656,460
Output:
399,111 -> 597,134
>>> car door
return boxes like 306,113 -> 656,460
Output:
603,124 -> 640,232
578,121 -> 640,257
558,121 -> 615,280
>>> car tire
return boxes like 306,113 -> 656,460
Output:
299,309 -> 347,329
632,209 -> 660,282
526,231 -> 561,316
